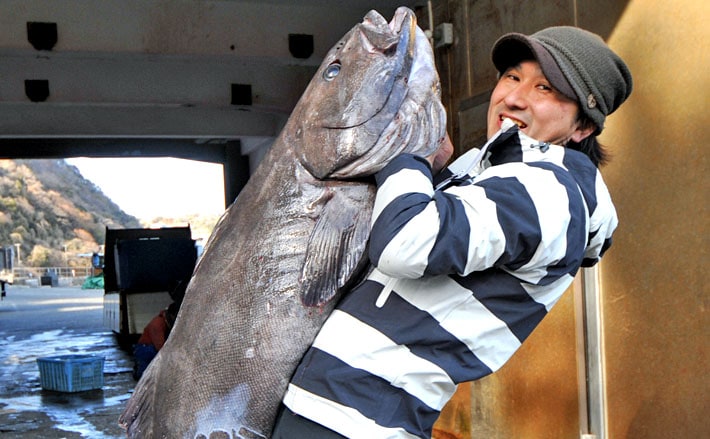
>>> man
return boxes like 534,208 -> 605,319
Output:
133,301 -> 179,380
273,26 -> 632,438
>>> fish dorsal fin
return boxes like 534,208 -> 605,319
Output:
300,186 -> 373,307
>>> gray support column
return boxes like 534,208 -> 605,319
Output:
223,140 -> 250,208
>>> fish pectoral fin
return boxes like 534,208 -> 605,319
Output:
300,191 -> 371,307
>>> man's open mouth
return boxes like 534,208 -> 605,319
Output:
500,115 -> 527,129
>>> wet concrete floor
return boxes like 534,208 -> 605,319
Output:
0,286 -> 135,438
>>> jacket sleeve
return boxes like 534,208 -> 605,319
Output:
369,153 -> 587,282
581,170 -> 618,266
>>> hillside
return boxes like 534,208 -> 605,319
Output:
0,159 -> 141,267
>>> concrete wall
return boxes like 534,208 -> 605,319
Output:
429,0 -> 708,437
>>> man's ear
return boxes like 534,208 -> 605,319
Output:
570,123 -> 596,143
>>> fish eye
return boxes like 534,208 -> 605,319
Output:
323,62 -> 341,81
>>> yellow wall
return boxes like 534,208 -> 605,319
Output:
600,0 -> 709,436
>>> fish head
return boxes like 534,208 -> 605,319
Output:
288,7 -> 447,179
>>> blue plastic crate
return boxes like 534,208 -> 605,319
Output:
37,354 -> 105,392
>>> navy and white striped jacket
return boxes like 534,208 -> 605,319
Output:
283,125 -> 618,439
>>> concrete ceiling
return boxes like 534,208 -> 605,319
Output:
0,0 -> 423,164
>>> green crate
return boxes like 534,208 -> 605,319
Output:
37,354 -> 104,392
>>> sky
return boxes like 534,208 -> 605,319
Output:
66,157 -> 225,220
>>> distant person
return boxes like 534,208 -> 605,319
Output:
133,302 -> 180,380
91,252 -> 101,269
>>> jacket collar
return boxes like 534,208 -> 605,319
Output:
484,123 -> 567,168
435,122 -> 596,190
438,122 -> 560,183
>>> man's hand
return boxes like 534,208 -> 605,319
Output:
427,134 -> 454,174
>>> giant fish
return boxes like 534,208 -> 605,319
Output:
119,7 -> 446,438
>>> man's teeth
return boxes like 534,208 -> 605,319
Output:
501,117 -> 526,128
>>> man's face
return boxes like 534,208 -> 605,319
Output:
487,60 -> 592,145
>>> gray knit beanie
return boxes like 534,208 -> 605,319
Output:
491,26 -> 633,134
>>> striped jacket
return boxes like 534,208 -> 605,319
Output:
283,125 -> 618,438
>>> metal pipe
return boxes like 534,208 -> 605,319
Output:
582,265 -> 608,439
426,0 -> 435,46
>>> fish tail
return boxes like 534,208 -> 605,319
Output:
119,355 -> 159,438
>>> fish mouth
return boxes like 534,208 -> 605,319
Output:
358,9 -> 402,48
359,8 -> 414,59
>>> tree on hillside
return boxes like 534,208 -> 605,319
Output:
0,159 -> 141,267
28,245 -> 60,267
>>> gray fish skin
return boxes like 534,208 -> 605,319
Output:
119,7 -> 445,439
